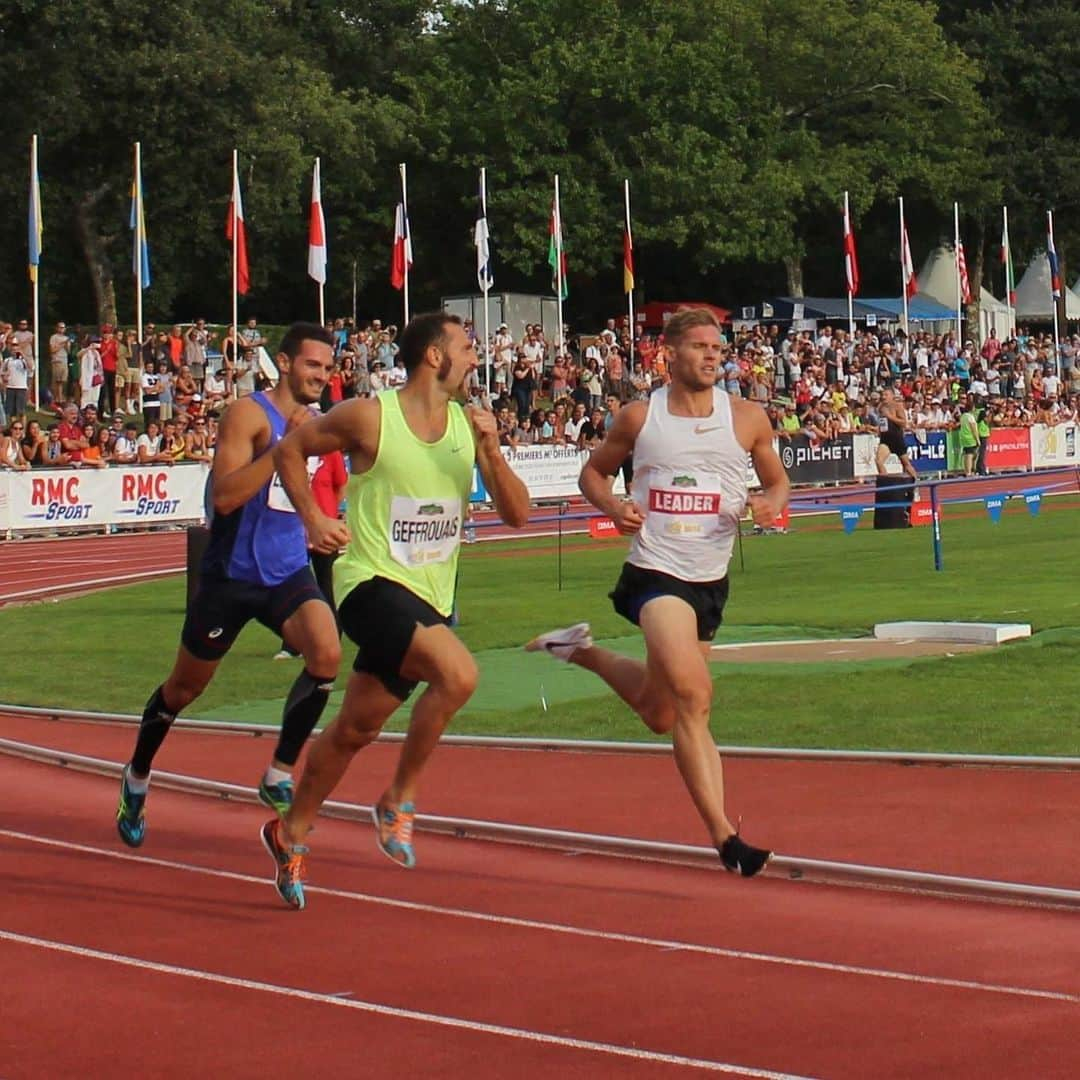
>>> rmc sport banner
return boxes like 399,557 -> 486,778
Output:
1,464 -> 209,534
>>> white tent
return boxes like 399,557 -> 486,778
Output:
979,287 -> 1011,341
915,246 -> 962,310
915,246 -> 1011,341
1014,252 -> 1080,320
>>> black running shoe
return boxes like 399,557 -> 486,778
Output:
719,833 -> 772,878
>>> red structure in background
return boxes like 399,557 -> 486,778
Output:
639,300 -> 732,331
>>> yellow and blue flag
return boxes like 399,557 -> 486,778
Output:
28,138 -> 42,283
130,168 -> 151,289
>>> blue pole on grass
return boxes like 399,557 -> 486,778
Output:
930,482 -> 943,571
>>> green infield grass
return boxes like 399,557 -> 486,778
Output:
2,497 -> 1078,755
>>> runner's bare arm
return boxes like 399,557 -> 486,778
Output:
466,405 -> 530,528
579,403 -> 646,531
745,404 -> 790,527
274,398 -> 377,551
209,398 -> 276,514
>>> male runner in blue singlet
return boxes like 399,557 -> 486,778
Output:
115,323 -> 342,847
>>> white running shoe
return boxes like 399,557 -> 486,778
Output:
524,622 -> 593,662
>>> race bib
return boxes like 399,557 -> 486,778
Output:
646,470 -> 724,539
388,495 -> 462,567
267,456 -> 319,513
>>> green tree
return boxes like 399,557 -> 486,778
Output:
0,0 -> 399,326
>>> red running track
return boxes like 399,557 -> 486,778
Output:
0,532 -> 188,605
3,713 -> 1078,890
2,720 -> 1079,1077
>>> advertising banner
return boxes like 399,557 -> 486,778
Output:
588,517 -> 620,539
498,446 -> 626,502
855,431 -> 947,476
985,428 -> 1031,472
5,464 -> 209,534
777,433 -> 857,485
904,431 -> 948,474
1030,424 -> 1079,470
910,500 -> 933,526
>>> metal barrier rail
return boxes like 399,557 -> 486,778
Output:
4,702 -> 1079,769
2,733 -> 1077,910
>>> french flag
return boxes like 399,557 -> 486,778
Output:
1047,212 -> 1061,299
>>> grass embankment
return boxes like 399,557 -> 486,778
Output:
2,501 -> 1077,754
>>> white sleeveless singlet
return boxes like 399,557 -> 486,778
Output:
627,386 -> 748,583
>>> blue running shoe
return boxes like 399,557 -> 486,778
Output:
116,765 -> 147,848
258,776 -> 294,818
372,801 -> 416,869
260,818 -> 307,910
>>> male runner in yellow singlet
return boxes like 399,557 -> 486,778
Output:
262,312 -> 530,908
528,309 -> 789,877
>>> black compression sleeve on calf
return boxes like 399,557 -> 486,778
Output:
130,685 -> 178,775
275,669 -> 333,766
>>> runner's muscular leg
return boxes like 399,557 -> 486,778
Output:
283,669 -> 401,845
638,598 -> 735,845
387,624 -> 478,806
274,597 -> 343,770
161,645 -> 221,711
280,597 -> 342,679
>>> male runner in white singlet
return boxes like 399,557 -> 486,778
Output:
528,309 -> 789,876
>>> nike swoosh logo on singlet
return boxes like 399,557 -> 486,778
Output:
693,424 -> 722,435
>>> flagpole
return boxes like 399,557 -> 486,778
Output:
135,141 -> 145,412
624,179 -> 635,373
953,201 -> 963,348
844,191 -> 854,346
899,196 -> 910,362
480,166 -> 491,395
400,162 -> 410,325
1002,205 -> 1013,339
232,148 -> 239,384
1048,209 -> 1062,380
554,173 -> 565,358
352,259 -> 357,325
315,158 -> 326,326
30,134 -> 41,412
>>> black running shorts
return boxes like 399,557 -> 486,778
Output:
180,566 -> 324,661
338,576 -> 451,701
879,428 -> 908,457
610,562 -> 730,643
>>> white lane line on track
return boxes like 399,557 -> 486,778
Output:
4,828 -> 1077,1007
0,929 -> 814,1078
0,567 -> 183,602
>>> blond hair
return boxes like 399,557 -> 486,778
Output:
663,308 -> 720,345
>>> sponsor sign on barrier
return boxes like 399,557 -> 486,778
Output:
1030,423 -> 1079,469
778,433 -> 856,485
588,517 -> 619,539
496,445 -> 626,502
985,428 -> 1031,471
910,500 -> 933,526
3,464 -> 209,533
856,431 -> 948,477
904,431 -> 948,474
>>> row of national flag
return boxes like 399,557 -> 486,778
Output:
23,140 -> 1070,321
841,193 -> 1064,319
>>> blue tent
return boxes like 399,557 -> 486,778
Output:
748,296 -> 896,322
861,296 -> 958,322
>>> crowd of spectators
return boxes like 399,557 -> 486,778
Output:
723,323 -> 1080,445
4,311 -> 1080,475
